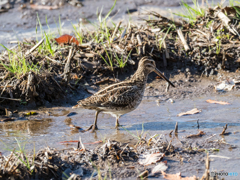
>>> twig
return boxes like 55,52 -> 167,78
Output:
25,38 -> 45,56
165,82 -> 170,92
4,148 -> 15,169
220,124 -> 228,135
177,28 -> 190,51
46,56 -> 62,65
137,170 -> 149,179
79,137 -> 86,151
174,122 -> 178,134
214,9 -> 236,35
111,21 -> 122,43
136,33 -> 142,55
63,47 -> 74,82
200,153 -> 210,180
205,134 -> 216,141
0,97 -> 21,101
51,77 -> 65,94
166,138 -> 173,151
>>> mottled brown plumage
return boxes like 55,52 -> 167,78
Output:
72,57 -> 175,131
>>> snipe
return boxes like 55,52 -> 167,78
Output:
72,57 -> 175,131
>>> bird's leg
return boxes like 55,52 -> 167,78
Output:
92,111 -> 100,131
115,116 -> 120,128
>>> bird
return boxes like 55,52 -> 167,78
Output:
72,57 -> 175,131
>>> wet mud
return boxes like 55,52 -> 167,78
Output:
1,75 -> 240,179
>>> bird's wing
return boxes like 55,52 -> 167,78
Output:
78,85 -> 139,108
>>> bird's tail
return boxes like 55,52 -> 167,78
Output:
72,104 -> 81,109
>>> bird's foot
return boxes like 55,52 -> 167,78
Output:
92,124 -> 98,131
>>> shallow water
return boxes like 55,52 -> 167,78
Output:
1,92 -> 240,178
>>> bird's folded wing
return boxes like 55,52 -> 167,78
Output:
79,85 -> 139,108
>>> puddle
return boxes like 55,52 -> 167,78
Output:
1,92 -> 240,177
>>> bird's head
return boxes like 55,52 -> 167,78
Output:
138,57 -> 175,87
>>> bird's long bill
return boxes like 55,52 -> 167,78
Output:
154,68 -> 175,87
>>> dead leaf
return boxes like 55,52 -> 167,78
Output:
55,34 -> 79,45
206,99 -> 230,105
214,79 -> 237,91
30,4 -> 59,10
162,171 -> 197,180
138,152 -> 165,166
177,108 -> 201,117
69,124 -> 82,129
148,162 -> 168,177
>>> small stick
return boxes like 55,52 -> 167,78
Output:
0,97 -> 21,101
169,130 -> 173,135
165,82 -> 170,92
197,119 -> 200,129
46,56 -> 62,65
4,148 -> 15,169
110,21 -> 122,43
51,77 -> 65,94
79,137 -> 86,151
136,34 -> 142,55
174,122 -> 178,134
166,138 -> 173,151
220,124 -> 228,135
137,170 -> 149,179
177,28 -> 190,51
25,38 -> 45,56
63,47 -> 73,82
162,39 -> 169,59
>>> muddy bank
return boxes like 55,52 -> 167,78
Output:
1,2 -> 240,109
1,90 -> 240,179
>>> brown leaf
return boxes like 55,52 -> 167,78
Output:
69,124 -> 82,129
206,99 -> 230,105
30,4 -> 59,10
162,171 -> 197,180
177,108 -> 201,117
138,152 -> 165,166
55,34 -> 79,45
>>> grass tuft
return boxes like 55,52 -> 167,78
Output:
174,0 -> 205,23
0,44 -> 40,78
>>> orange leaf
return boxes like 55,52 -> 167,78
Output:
206,99 -> 230,105
162,171 -> 197,180
177,108 -> 201,117
55,34 -> 79,45
30,4 -> 59,10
